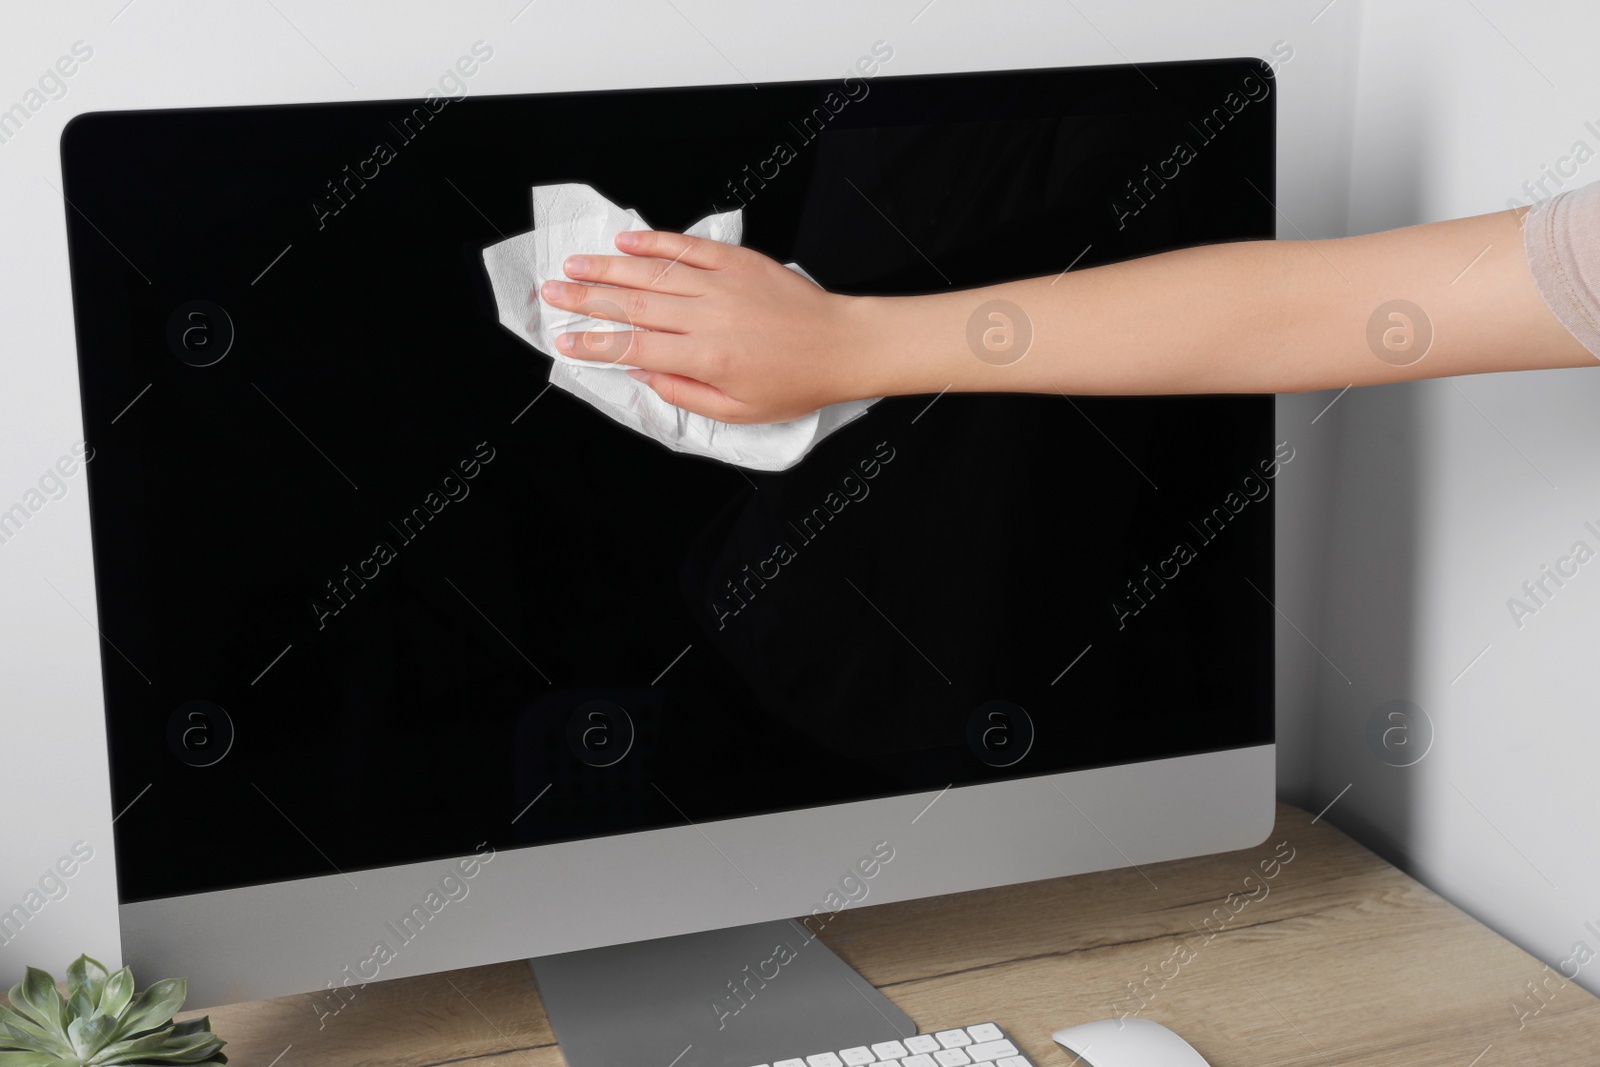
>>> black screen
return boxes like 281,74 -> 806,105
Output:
61,59 -> 1278,903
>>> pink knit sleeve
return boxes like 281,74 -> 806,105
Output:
1522,180 -> 1600,360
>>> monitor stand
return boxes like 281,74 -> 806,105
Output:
529,919 -> 917,1067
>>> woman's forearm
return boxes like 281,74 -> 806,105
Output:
851,206 -> 1593,399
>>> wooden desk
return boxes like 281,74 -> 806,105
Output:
191,804 -> 1600,1066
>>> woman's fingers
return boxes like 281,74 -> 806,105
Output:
614,229 -> 739,271
556,325 -> 696,377
541,279 -> 690,333
562,250 -> 708,295
554,327 -> 638,366
549,232 -> 741,308
562,252 -> 699,293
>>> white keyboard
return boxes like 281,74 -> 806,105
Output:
754,1022 -> 1036,1067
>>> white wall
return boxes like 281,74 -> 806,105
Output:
0,0 -> 1360,988
1313,0 -> 1600,998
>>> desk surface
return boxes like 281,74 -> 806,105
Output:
189,804 -> 1600,1067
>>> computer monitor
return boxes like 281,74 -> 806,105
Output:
60,54 -> 1276,1064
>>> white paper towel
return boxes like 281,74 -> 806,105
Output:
481,183 -> 878,471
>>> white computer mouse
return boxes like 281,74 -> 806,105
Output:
1052,1017 -> 1211,1067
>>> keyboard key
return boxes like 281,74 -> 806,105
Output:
905,1036 -> 941,1055
934,1051 -> 971,1067
776,1060 -> 805,1067
967,1042 -> 1016,1062
841,1050 -> 874,1067
872,1042 -> 909,1061
902,1055 -> 935,1067
808,1056 -> 843,1067
996,1058 -> 1030,1067
935,1031 -> 972,1049
966,1025 -> 1003,1043
869,1062 -> 900,1067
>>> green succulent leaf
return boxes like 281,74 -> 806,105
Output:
132,1051 -> 226,1065
0,1005 -> 72,1056
63,958 -> 109,1016
0,1051 -> 81,1067
94,970 -> 133,1023
107,979 -> 186,1043
62,992 -> 92,1027
65,1015 -> 116,1062
165,1018 -> 213,1040
0,1002 -> 34,1035
91,1025 -> 226,1065
83,1025 -> 173,1061
116,1049 -> 224,1065
9,971 -> 67,1038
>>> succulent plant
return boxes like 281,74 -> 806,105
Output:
0,955 -> 225,1066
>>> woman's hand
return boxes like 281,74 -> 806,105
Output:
539,231 -> 879,424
